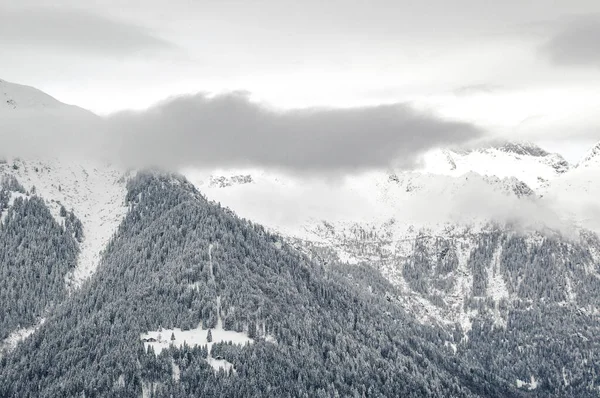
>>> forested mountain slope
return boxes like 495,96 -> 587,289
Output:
0,174 -> 81,350
190,142 -> 600,396
0,172 -> 522,398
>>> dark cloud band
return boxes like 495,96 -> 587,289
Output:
0,90 -> 483,173
107,92 -> 483,172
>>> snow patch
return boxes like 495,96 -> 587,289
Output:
140,325 -> 253,371
171,359 -> 180,382
516,375 -> 539,390
0,318 -> 45,355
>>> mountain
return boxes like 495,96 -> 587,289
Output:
0,79 -> 93,116
0,79 -> 102,164
541,141 -> 600,233
579,142 -> 600,168
0,81 -> 599,396
187,142 -> 600,395
0,171 -> 524,397
422,142 -> 570,191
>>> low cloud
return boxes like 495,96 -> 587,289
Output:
540,14 -> 600,68
106,92 -> 483,173
452,84 -> 502,96
0,90 -> 483,173
0,7 -> 175,56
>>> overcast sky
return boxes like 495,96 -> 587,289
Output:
1,0 -> 599,163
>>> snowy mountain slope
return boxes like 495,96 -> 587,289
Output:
0,79 -> 597,395
0,158 -> 129,288
0,79 -> 93,115
542,140 -> 600,233
422,142 -> 569,191
0,78 -> 101,163
188,166 -> 561,244
184,164 -> 600,395
183,144 -> 587,337
0,79 -> 129,288
579,141 -> 600,168
0,172 -> 529,398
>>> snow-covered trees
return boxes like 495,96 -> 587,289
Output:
0,172 -> 521,398
0,183 -> 79,340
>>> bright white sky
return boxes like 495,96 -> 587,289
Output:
1,0 -> 599,162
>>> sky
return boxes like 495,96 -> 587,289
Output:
1,0 -> 600,164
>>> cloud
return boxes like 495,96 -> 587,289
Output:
452,84 -> 503,96
106,92 -> 483,173
0,82 -> 483,173
540,14 -> 600,68
0,7 -> 175,56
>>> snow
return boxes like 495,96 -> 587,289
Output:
541,147 -> 600,234
516,375 -> 539,390
141,381 -> 160,398
0,79 -> 70,111
141,326 -> 253,372
444,341 -> 457,354
206,357 -> 235,373
0,318 -> 45,356
578,141 -> 600,168
422,145 -> 569,191
180,141 -> 595,337
0,158 -> 129,289
487,245 -> 509,302
171,359 -> 180,382
185,163 -> 578,333
186,165 -> 562,248
0,191 -> 27,222
141,326 -> 254,355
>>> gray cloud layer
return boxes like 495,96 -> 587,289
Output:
0,7 -> 174,55
0,92 -> 483,173
540,14 -> 600,68
106,93 -> 483,172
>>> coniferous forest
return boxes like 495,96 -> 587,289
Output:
0,172 -> 525,398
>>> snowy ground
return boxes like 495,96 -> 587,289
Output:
516,375 -> 539,390
141,325 -> 254,372
0,318 -> 45,356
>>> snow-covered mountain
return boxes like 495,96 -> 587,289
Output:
1,80 -> 599,395
187,152 -> 566,246
0,79 -> 92,115
0,79 -> 130,290
541,141 -> 600,234
184,140 -> 598,335
0,79 -> 101,163
422,142 -> 570,191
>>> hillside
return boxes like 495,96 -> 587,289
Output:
0,172 -> 522,397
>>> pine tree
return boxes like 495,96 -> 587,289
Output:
207,329 -> 213,343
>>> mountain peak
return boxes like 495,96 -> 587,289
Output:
494,141 -> 550,157
0,79 -> 65,111
579,141 -> 600,167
